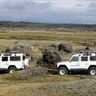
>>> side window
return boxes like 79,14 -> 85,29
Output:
2,57 -> 8,61
71,56 -> 79,62
81,57 -> 88,61
90,56 -> 96,61
10,56 -> 20,61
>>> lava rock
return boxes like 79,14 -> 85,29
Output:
58,43 -> 72,53
43,49 -> 61,64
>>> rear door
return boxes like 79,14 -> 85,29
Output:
10,56 -> 22,68
1,56 -> 9,69
80,56 -> 89,69
89,56 -> 96,66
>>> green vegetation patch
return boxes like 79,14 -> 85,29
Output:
5,72 -> 89,83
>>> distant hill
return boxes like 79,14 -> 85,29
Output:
0,21 -> 96,31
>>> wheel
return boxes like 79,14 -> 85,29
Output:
58,67 -> 68,75
8,67 -> 17,74
88,67 -> 96,75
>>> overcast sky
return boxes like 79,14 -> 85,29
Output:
0,0 -> 96,24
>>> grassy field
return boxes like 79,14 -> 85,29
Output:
0,27 -> 96,96
0,28 -> 96,53
0,73 -> 91,96
0,28 -> 96,41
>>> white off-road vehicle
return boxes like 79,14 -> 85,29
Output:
57,51 -> 96,75
0,53 -> 29,73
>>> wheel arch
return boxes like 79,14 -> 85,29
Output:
58,65 -> 69,71
8,65 -> 17,70
88,65 -> 96,70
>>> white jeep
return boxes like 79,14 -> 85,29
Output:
0,53 -> 29,73
57,51 -> 96,75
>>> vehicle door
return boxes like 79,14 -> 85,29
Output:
10,56 -> 23,68
80,56 -> 89,69
0,56 -> 9,69
70,56 -> 80,69
89,56 -> 96,67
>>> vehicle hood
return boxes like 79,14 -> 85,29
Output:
57,61 -> 69,64
56,61 -> 70,67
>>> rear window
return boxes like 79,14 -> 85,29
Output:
10,56 -> 20,61
2,57 -> 8,61
81,57 -> 88,61
90,56 -> 96,61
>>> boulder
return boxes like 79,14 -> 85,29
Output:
37,49 -> 61,68
19,67 -> 49,77
43,49 -> 61,65
48,44 -> 58,50
58,43 -> 72,53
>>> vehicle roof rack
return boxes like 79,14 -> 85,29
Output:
4,51 -> 21,56
6,51 -> 20,54
79,50 -> 96,56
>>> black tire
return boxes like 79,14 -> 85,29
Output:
88,67 -> 96,75
8,67 -> 17,74
58,67 -> 68,75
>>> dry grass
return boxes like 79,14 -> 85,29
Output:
0,28 -> 95,53
0,74 -> 91,96
0,28 -> 96,41
0,28 -> 95,96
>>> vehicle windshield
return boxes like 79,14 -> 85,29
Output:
71,56 -> 79,62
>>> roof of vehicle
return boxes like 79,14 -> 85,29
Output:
73,52 -> 96,57
72,54 -> 80,57
0,53 -> 25,57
